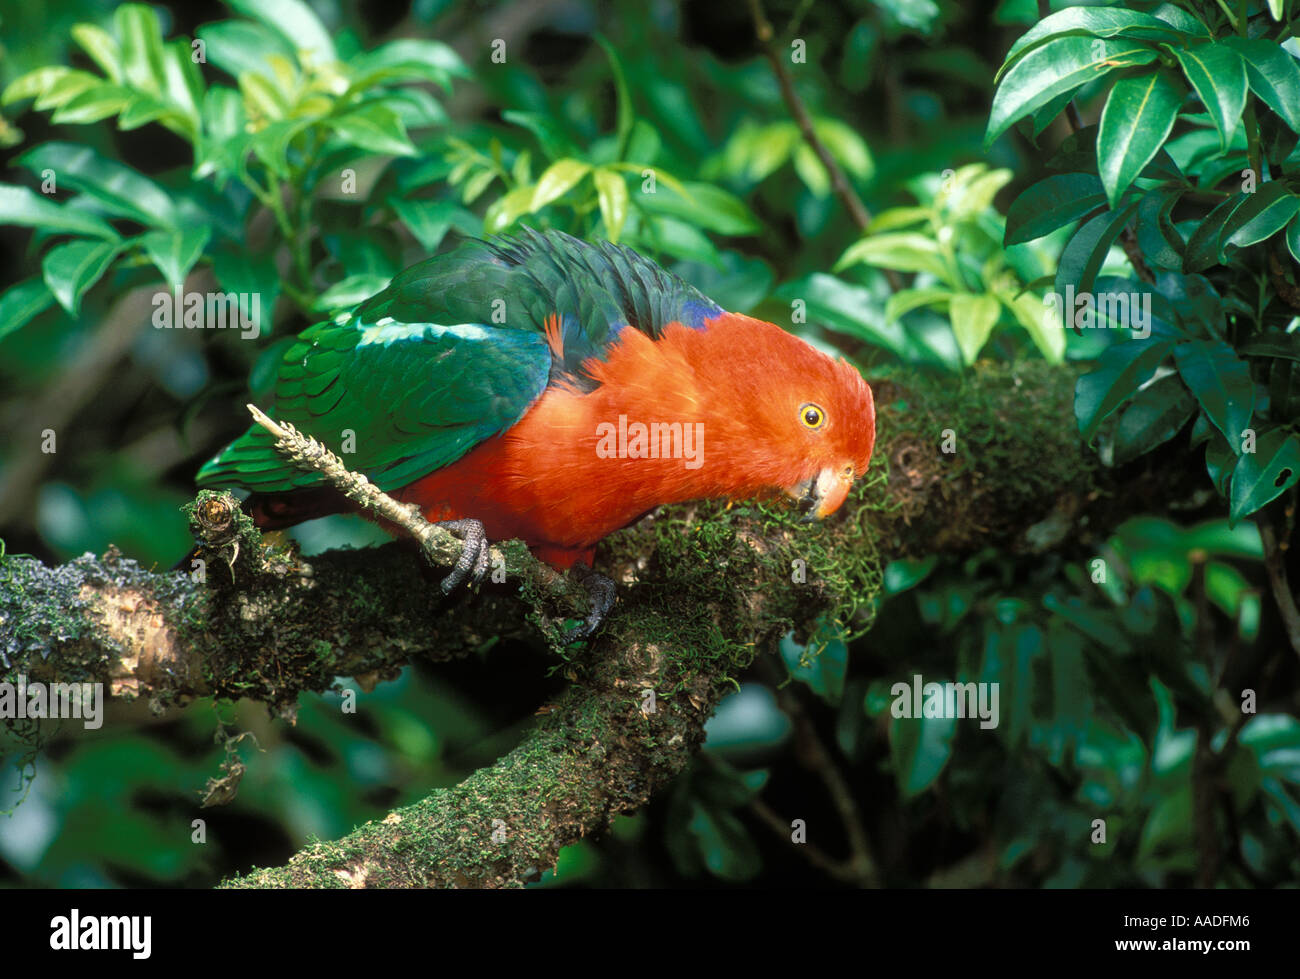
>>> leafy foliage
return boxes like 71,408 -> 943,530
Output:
990,2 -> 1300,523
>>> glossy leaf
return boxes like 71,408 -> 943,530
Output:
530,158 -> 591,211
1184,192 -> 1248,271
1098,69 -> 1184,207
1112,371 -> 1196,464
0,278 -> 56,344
1054,200 -> 1140,302
987,36 -> 1159,148
1172,42 -> 1247,149
115,4 -> 167,95
16,142 -> 180,228
835,232 -> 948,278
1223,37 -> 1300,134
949,292 -> 1000,365
1004,172 -> 1105,245
227,0 -> 336,66
41,239 -> 121,314
1230,429 -> 1300,522
326,105 -> 416,157
1173,339 -> 1255,445
139,225 -> 212,286
593,168 -> 629,243
0,183 -> 118,239
1221,181 -> 1300,251
1075,338 -> 1175,442
997,7 -> 1184,82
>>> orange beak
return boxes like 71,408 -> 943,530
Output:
787,464 -> 856,521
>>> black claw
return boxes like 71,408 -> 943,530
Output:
433,518 -> 489,594
563,563 -> 617,642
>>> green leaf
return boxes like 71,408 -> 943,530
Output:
115,4 -> 167,94
1185,192 -> 1249,271
41,239 -> 121,314
388,197 -> 460,252
835,232 -> 948,278
0,183 -> 118,239
812,118 -> 873,179
1230,429 -> 1300,522
139,225 -> 211,286
239,71 -> 288,121
1172,42 -> 1247,149
1055,200 -> 1140,302
17,69 -> 102,111
1240,332 -> 1300,362
641,217 -> 720,266
349,39 -> 468,91
997,7 -> 1184,82
1134,188 -> 1185,270
1173,339 -> 1255,445
227,0 -> 337,66
1223,37 -> 1300,134
50,84 -> 136,125
1075,338 -> 1175,442
483,186 -> 533,234
0,278 -> 57,344
885,287 -> 952,321
530,158 -> 591,211
634,181 -> 759,235
314,274 -> 389,311
2,66 -> 68,105
1150,5 -> 1211,36
986,36 -> 1160,148
1221,181 -> 1300,251
1289,212 -> 1300,264
624,119 -> 661,165
890,711 -> 956,798
210,245 -> 279,331
1112,371 -> 1196,464
1098,69 -> 1185,207
593,168 -> 629,243
792,144 -> 830,197
459,168 -> 495,205
195,21 -> 295,84
70,24 -> 123,83
326,105 -> 416,157
1004,172 -> 1106,244
744,123 -> 801,182
161,39 -> 205,122
16,142 -> 180,228
949,292 -> 1001,365
502,110 -> 576,161
998,288 -> 1066,363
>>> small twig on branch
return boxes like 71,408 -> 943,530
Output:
244,404 -> 571,603
745,0 -> 903,292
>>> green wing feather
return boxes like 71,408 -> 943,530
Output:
196,228 -> 723,494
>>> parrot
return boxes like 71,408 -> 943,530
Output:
196,228 -> 876,636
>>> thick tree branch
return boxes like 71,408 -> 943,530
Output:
0,362 -> 1229,886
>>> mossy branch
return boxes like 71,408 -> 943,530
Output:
0,361 -> 1218,887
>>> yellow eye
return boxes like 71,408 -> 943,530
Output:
799,402 -> 826,429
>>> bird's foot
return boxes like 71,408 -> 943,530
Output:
563,562 -> 616,642
431,518 -> 490,594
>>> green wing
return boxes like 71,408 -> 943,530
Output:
196,228 -> 722,494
